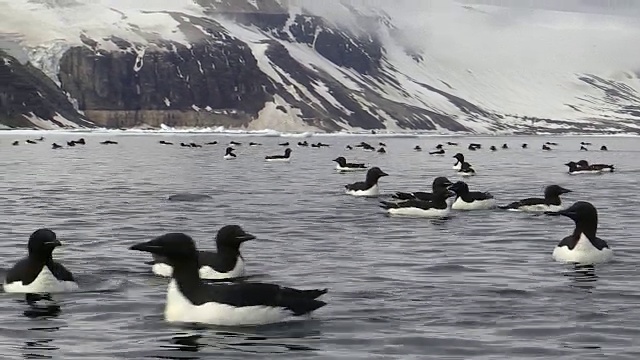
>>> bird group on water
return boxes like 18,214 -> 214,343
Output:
2,137 -> 617,328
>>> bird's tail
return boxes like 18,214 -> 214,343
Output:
379,201 -> 399,210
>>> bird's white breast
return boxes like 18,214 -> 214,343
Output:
164,280 -> 293,326
452,162 -> 462,170
336,165 -> 367,172
152,263 -> 174,277
509,204 -> 565,213
568,170 -> 601,175
223,154 -> 236,160
3,267 -> 78,294
552,233 -> 613,265
346,184 -> 379,197
452,197 -> 497,211
200,257 -> 245,280
387,206 -> 450,218
266,157 -> 290,162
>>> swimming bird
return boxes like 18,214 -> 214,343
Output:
546,142 -> 558,146
468,144 -> 478,151
333,157 -> 367,172
458,162 -> 476,177
130,233 -> 327,326
580,142 -> 592,146
249,142 -> 261,146
100,140 -> 118,145
580,146 -> 588,151
180,143 -> 190,147
380,188 -> 455,218
265,148 -> 292,162
278,142 -> 290,146
470,143 -> 482,149
344,167 -> 388,197
35,137 -> 44,141
430,149 -> 445,155
12,141 -> 19,146
189,143 -> 202,148
565,161 -> 612,175
449,181 -> 497,210
452,153 -> 466,170
490,146 -> 497,151
3,229 -> 78,294
499,185 -> 571,212
206,141 -> 218,145
379,142 -> 386,147
576,160 -> 614,173
298,141 -> 309,147
502,144 -> 508,149
75,138 -> 86,145
545,201 -> 613,265
435,144 -> 444,150
522,143 -> 528,149
230,141 -> 242,146
51,143 -> 62,149
345,145 -> 353,150
311,143 -> 320,148
600,145 -> 608,151
414,146 -> 422,152
542,144 -> 552,151
26,140 -> 37,144
393,177 -> 453,201
224,147 -> 237,160
377,147 -> 386,154
67,141 -> 76,147
146,225 -> 254,280
159,140 -> 174,145
168,193 -> 212,202
447,142 -> 458,146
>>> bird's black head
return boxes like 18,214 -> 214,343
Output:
577,160 -> 589,168
545,201 -> 598,233
130,233 -> 198,261
284,148 -> 293,155
448,181 -> 470,195
28,229 -> 61,258
333,157 -> 347,166
453,153 -> 464,162
432,177 -> 453,191
544,185 -> 572,198
366,167 -> 389,182
225,147 -> 234,154
216,225 -> 256,250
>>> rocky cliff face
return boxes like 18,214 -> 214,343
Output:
0,50 -> 92,129
1,0 -> 639,133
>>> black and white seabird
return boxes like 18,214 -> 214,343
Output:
278,142 -> 290,146
580,146 -> 588,151
230,141 -> 242,146
206,141 -> 218,145
502,144 -> 508,149
130,233 -> 327,326
146,225 -> 254,280
333,157 -> 367,172
565,161 -> 614,175
600,145 -> 608,151
449,181 -> 496,210
430,149 -> 445,155
576,160 -> 614,173
249,142 -> 261,146
100,140 -> 118,145
265,148 -> 292,162
380,188 -> 455,218
452,153 -> 466,170
377,147 -> 386,154
545,201 -> 613,265
458,161 -> 476,177
51,143 -> 62,149
542,144 -> 552,151
393,177 -> 453,201
446,142 -> 458,146
159,140 -> 174,145
3,229 -> 78,294
298,141 -> 309,147
522,143 -> 528,149
344,167 -> 388,197
490,145 -> 497,151
224,147 -> 237,160
12,141 -> 19,146
580,142 -> 592,146
189,142 -> 202,148
414,146 -> 422,152
499,185 -> 571,212
26,140 -> 37,144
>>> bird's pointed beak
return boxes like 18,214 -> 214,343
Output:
130,239 -> 163,254
560,188 -> 572,194
544,208 -> 576,218
380,172 -> 389,177
237,233 -> 256,242
45,240 -> 61,248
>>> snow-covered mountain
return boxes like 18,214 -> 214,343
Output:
1,0 -> 640,133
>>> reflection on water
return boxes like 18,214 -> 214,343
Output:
21,325 -> 60,360
22,294 -> 61,319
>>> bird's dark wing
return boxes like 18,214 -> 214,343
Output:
347,163 -> 367,168
5,258 -> 37,284
47,261 -> 75,282
197,283 -> 327,315
198,250 -> 237,273
345,181 -> 368,191
499,197 -> 544,209
380,199 -> 437,210
468,191 -> 494,201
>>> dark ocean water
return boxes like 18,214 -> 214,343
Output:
0,133 -> 638,360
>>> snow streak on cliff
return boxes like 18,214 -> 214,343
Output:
1,0 -> 639,133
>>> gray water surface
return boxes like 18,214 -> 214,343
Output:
0,134 -> 638,359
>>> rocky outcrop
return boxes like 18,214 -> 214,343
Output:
0,50 -> 92,128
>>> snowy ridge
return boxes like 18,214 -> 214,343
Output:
0,0 -> 639,133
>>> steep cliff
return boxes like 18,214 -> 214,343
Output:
1,0 -> 639,133
0,50 -> 92,129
